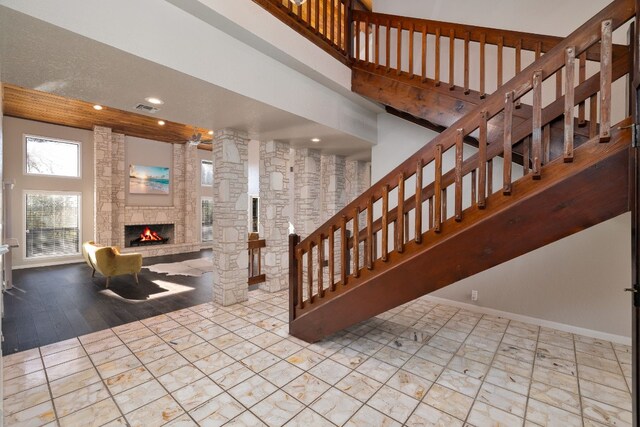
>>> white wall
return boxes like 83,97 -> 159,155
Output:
2,117 -> 94,268
374,112 -> 632,339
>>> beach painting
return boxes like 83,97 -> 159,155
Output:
129,164 -> 170,195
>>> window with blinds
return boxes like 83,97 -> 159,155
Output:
25,192 -> 81,258
201,197 -> 213,242
25,135 -> 80,178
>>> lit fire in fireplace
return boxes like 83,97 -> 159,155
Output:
139,226 -> 163,241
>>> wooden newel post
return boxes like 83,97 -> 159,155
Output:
289,233 -> 300,322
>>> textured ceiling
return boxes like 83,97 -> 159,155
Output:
0,6 -> 374,160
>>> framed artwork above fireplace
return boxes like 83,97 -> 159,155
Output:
129,164 -> 170,195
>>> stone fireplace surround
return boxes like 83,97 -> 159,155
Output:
93,126 -> 201,257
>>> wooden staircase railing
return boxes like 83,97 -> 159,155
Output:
350,10 -> 628,100
252,0 -> 354,64
248,238 -> 267,286
288,0 -> 635,336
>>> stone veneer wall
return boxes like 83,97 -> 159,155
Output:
345,159 -> 372,204
94,126 -> 113,245
293,148 -> 321,237
93,126 -> 200,256
212,129 -> 249,306
259,141 -> 290,292
320,155 -> 347,222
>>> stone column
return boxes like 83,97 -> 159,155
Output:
212,129 -> 249,306
183,144 -> 199,245
320,154 -> 347,221
293,148 -> 321,237
94,126 -> 113,245
345,160 -> 371,203
173,144 -> 186,244
259,140 -> 290,292
111,133 -> 126,249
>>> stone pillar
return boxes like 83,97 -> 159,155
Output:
259,140 -> 290,292
111,133 -> 126,249
212,129 -> 249,306
184,144 -> 199,245
173,144 -> 186,244
320,154 -> 347,221
94,126 -> 113,245
293,148 -> 321,237
345,160 -> 371,203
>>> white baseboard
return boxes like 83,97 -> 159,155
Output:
424,296 -> 631,346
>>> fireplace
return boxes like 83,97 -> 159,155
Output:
125,224 -> 174,248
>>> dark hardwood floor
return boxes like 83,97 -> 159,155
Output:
2,250 -> 214,355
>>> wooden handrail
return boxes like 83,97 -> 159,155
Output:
291,0 -> 635,317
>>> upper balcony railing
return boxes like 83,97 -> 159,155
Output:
252,0 -> 356,64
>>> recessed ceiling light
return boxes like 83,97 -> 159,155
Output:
93,105 -> 103,110
158,120 -> 166,126
208,130 -> 214,135
145,97 -> 164,105
311,138 -> 321,143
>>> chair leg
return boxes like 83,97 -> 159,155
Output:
92,268 -> 96,278
106,277 -> 110,288
134,273 -> 139,285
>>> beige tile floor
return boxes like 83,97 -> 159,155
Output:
2,289 -> 633,427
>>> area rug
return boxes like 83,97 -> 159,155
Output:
144,258 -> 213,277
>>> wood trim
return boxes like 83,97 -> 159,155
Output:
2,84 -> 214,150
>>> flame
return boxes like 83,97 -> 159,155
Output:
139,226 -> 163,241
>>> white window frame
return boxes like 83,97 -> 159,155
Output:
23,190 -> 82,260
201,159 -> 213,187
23,134 -> 81,179
201,196 -> 213,243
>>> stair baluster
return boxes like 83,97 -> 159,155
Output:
564,47 -> 576,161
532,70 -> 543,178
409,24 -> 415,78
381,185 -> 389,261
578,52 -> 587,126
497,36 -> 504,87
600,19 -> 613,142
340,215 -> 347,284
307,244 -> 314,303
434,145 -> 443,232
318,237 -> 325,298
397,21 -> 402,75
329,225 -> 335,291
353,209 -> 360,277
415,160 -> 423,242
367,197 -> 373,269
421,26 -> 427,82
435,27 -> 441,86
396,174 -> 405,252
480,33 -> 486,98
464,32 -> 470,94
455,128 -> 464,221
478,110 -> 488,207
503,91 -> 514,195
449,28 -> 456,89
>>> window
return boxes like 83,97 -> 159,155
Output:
25,135 -> 80,178
201,197 -> 213,242
25,192 -> 81,258
201,160 -> 213,186
250,196 -> 259,233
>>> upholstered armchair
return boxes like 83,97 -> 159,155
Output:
82,241 -> 143,288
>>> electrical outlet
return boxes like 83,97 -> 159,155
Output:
471,290 -> 478,301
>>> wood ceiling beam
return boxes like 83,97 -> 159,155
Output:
1,84 -> 214,150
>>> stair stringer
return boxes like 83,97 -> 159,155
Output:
290,129 -> 631,343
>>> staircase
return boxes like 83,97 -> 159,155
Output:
254,0 -> 637,343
